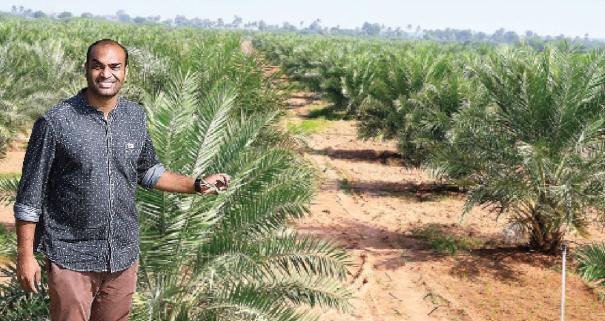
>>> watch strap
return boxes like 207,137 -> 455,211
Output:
194,178 -> 203,195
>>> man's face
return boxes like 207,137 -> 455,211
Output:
85,43 -> 128,99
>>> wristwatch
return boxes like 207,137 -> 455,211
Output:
194,178 -> 205,195
194,178 -> 218,195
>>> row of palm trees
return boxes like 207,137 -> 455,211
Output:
254,33 -> 605,256
0,16 -> 351,320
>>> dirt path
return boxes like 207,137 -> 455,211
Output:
285,96 -> 605,320
288,105 -> 471,320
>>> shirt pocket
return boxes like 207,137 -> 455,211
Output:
110,129 -> 140,179
121,141 -> 141,181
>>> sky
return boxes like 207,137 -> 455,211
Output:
3,0 -> 605,38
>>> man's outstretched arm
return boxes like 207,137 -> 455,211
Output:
154,171 -> 231,194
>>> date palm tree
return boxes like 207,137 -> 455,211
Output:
132,72 -> 351,320
431,43 -> 605,253
575,243 -> 605,287
359,46 -> 472,164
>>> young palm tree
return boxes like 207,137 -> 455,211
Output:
357,46 -> 473,164
132,72 -> 351,320
430,44 -> 605,252
574,243 -> 605,287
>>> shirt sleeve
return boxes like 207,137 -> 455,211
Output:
137,123 -> 165,190
14,117 -> 56,222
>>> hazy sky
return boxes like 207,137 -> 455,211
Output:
3,0 -> 604,38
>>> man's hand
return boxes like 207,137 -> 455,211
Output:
17,254 -> 41,293
200,173 -> 231,194
154,171 -> 231,195
16,219 -> 40,293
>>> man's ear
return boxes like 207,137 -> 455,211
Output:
125,65 -> 129,78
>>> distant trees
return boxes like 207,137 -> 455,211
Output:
475,31 -> 487,41
492,27 -> 505,42
33,11 -> 46,18
232,15 -> 243,29
175,15 -> 188,26
362,22 -> 381,36
503,31 -> 519,42
420,27 -> 544,45
393,27 -> 402,36
282,22 -> 297,32
309,19 -> 322,32
190,17 -> 202,28
3,6 -> 599,48
57,12 -> 72,19
147,15 -> 161,23
116,10 -> 131,23
456,29 -> 473,41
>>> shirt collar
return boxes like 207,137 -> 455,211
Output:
76,88 -> 125,120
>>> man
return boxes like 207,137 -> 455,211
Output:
14,39 -> 230,321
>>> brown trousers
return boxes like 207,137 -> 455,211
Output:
46,259 -> 139,321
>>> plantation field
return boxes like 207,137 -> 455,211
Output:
278,88 -> 605,321
4,97 -> 605,320
3,15 -> 605,321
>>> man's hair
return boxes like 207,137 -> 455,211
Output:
86,39 -> 129,66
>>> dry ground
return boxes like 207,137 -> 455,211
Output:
283,97 -> 605,321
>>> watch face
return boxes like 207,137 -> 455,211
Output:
195,178 -> 202,194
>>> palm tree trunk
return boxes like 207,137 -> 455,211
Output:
529,212 -> 563,254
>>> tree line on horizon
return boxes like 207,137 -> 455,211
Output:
6,5 -> 605,50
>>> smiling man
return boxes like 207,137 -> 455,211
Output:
14,39 -> 230,321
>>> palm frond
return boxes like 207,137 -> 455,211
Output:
574,243 -> 605,287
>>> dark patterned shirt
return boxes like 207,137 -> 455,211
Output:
14,89 -> 166,272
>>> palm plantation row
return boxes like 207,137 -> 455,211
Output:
253,33 -> 605,271
3,13 -> 605,318
0,16 -> 351,320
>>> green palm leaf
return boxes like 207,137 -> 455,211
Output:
575,243 -> 605,287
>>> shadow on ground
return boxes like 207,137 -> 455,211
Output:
351,181 -> 465,200
308,148 -> 404,164
296,216 -> 559,284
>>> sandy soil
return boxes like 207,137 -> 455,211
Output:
285,96 -> 605,320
